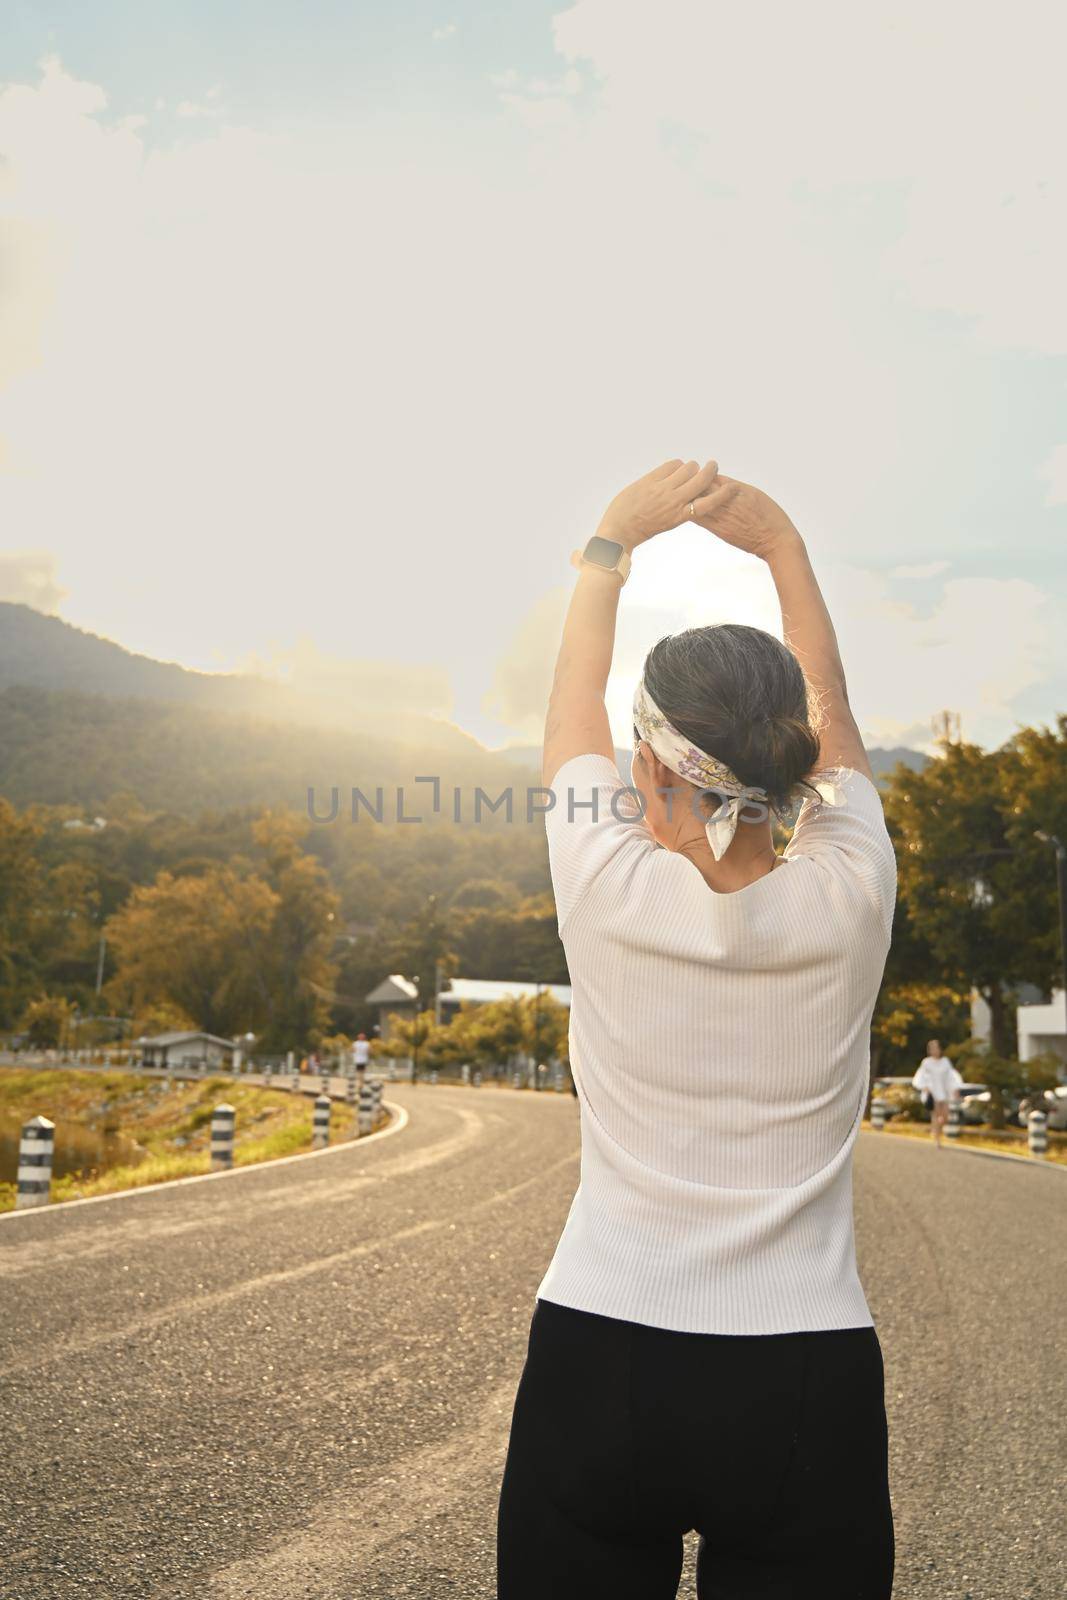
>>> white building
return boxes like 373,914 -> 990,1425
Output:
137,1031 -> 236,1070
1016,991 -> 1067,1077
437,978 -> 571,1023
365,975 -> 420,1038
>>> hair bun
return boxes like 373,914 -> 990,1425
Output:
642,622 -> 821,813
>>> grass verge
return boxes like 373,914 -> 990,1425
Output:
0,1068 -> 371,1212
864,1116 -> 1067,1166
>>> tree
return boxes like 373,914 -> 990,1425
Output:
21,995 -> 76,1050
951,1042 -> 1061,1129
251,813 -> 341,1050
883,740 -> 1057,1055
0,799 -> 45,1027
387,895 -> 458,1015
377,1009 -> 437,1081
105,868 -> 279,1038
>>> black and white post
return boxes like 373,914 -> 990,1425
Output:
210,1104 -> 236,1171
16,1115 -> 54,1209
313,1094 -> 331,1150
1028,1108 -> 1049,1158
358,1079 -> 374,1137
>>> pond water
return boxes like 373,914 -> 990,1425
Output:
0,1112 -> 147,1185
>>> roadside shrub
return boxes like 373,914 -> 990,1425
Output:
879,1083 -> 926,1122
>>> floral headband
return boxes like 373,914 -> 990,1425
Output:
632,678 -> 843,860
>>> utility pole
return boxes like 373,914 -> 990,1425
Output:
95,933 -> 107,996
931,709 -> 961,745
534,981 -> 543,1091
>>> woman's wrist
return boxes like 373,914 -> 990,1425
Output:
760,524 -> 806,565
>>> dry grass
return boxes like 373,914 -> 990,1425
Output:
0,1068 -> 375,1211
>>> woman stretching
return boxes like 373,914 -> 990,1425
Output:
497,460 -> 897,1599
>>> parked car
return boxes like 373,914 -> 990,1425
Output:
956,1083 -> 1032,1125
871,1077 -> 917,1119
1018,1084 -> 1067,1131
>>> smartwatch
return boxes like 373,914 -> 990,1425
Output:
575,534 -> 631,583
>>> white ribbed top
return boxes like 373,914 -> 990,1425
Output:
537,753 -> 896,1335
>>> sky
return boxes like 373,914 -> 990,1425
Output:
1,1 -> 1065,752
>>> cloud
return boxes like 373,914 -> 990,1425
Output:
0,550 -> 66,611
488,539 -> 1052,755
482,587 -> 569,738
0,45 -> 1062,752
890,562 -> 951,581
1040,443 -> 1067,506
243,638 -> 454,728
431,23 -> 457,41
825,568 -> 1052,750
550,0 -> 1067,404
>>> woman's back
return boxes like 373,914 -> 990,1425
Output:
538,752 -> 896,1335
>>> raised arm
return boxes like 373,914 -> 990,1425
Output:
543,458 -> 718,788
690,474 -> 872,781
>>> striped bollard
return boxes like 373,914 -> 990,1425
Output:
16,1116 -> 55,1209
460,1063 -> 470,1086
870,1097 -> 887,1131
312,1094 -> 331,1150
319,1066 -> 331,1097
358,1079 -> 374,1137
346,1073 -> 358,1107
1028,1108 -> 1048,1158
210,1104 -> 236,1171
472,1068 -> 482,1089
946,1100 -> 962,1139
370,1078 -> 383,1125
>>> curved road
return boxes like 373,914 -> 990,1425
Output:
0,1085 -> 1064,1599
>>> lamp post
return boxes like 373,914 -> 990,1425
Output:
410,975 -> 421,1085
534,982 -> 544,1091
1034,832 -> 1067,1041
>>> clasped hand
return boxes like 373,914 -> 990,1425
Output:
597,459 -> 801,562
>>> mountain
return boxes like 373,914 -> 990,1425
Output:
0,604 -> 927,816
0,604 -> 541,815
0,602 -> 464,749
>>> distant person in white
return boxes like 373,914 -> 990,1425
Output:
353,1033 -> 371,1072
911,1039 -> 963,1148
497,459 -> 897,1599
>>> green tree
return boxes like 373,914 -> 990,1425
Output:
251,813 -> 341,1050
0,799 -> 45,1027
884,741 -> 1049,1055
105,867 -> 279,1038
21,995 -> 76,1049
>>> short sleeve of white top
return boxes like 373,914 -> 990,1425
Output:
539,752 -> 897,1336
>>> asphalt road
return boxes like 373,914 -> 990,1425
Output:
1,1084 -> 1064,1600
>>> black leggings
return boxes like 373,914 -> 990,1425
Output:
497,1298 -> 894,1599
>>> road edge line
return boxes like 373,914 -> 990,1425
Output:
0,1099 -> 409,1223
